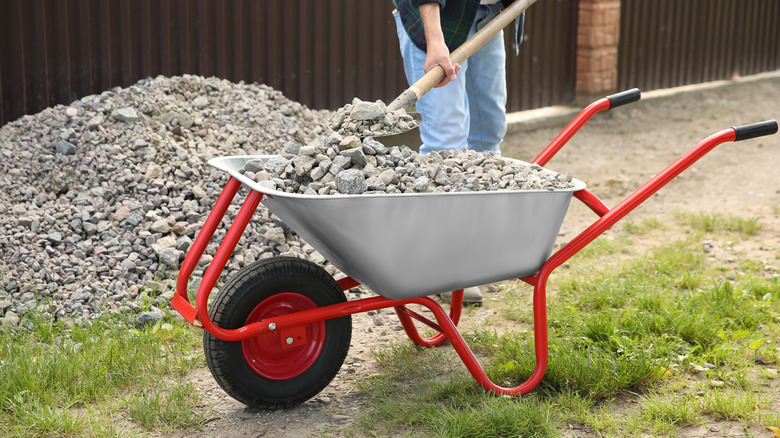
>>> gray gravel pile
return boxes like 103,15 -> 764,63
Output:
241,133 -> 575,195
0,75 -> 334,328
329,99 -> 420,137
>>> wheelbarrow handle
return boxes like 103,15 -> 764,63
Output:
533,88 -> 642,166
606,88 -> 641,109
541,119 -> 779,274
733,120 -> 778,141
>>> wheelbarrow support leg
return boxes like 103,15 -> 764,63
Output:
394,289 -> 464,348
401,288 -> 548,396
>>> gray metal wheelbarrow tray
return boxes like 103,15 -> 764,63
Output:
208,155 -> 586,300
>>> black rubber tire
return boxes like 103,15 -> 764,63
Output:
203,257 -> 351,410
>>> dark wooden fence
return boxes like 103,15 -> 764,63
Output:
0,0 -> 578,126
4,0 -> 780,127
618,0 -> 780,91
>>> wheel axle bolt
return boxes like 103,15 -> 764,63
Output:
285,337 -> 294,345
268,323 -> 276,331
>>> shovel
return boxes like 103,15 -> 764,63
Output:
374,0 -> 538,149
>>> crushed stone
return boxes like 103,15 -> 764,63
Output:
239,133 -> 575,195
0,75 -> 335,328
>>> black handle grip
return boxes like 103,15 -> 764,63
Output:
733,120 -> 778,141
606,88 -> 641,109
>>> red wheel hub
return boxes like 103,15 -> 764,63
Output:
242,293 -> 325,380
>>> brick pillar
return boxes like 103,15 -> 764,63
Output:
576,0 -> 621,95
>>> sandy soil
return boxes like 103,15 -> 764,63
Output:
167,75 -> 780,438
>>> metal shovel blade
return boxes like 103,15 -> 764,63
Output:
371,112 -> 422,151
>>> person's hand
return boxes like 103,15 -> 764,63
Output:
425,40 -> 461,87
418,3 -> 460,88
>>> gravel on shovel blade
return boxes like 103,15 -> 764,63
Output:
329,98 -> 420,138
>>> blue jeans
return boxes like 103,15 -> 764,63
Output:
393,4 -> 507,155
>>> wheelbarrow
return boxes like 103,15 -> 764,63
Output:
171,89 -> 777,409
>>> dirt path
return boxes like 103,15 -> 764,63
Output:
168,76 -> 780,438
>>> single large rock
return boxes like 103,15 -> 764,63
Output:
111,107 -> 139,122
335,169 -> 368,194
51,140 -> 77,155
349,101 -> 385,121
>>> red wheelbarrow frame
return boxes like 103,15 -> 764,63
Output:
171,89 -> 777,397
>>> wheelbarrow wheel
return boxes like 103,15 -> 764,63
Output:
203,257 -> 351,410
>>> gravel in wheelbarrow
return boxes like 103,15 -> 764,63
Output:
208,147 -> 585,300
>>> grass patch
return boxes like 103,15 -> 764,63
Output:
427,394 -> 556,438
350,216 -> 780,437
357,342 -> 557,438
699,388 -> 771,422
623,217 -> 666,235
0,313 -> 204,437
124,383 -> 205,432
482,328 -> 668,398
674,211 -> 762,236
639,392 -> 701,434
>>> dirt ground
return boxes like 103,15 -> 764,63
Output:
167,75 -> 780,438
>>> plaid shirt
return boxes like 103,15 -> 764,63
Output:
394,0 -> 524,54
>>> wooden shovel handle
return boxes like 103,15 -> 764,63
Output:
387,0 -> 537,111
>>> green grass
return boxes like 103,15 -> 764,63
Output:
124,383 -> 205,432
698,388 -> 771,422
623,217 -> 666,235
674,211 -> 763,236
638,391 -> 701,434
0,312 -> 204,437
349,213 -> 780,437
356,343 -> 558,438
